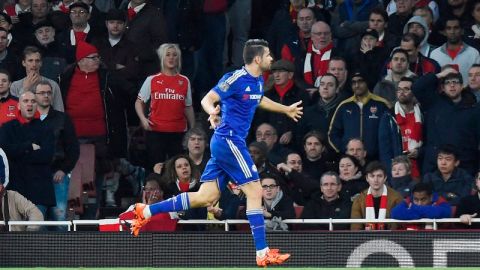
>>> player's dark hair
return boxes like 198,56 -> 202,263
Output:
243,39 -> 269,65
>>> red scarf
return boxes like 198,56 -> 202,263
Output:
365,185 -> 388,230
273,79 -> 294,100
304,41 -> 333,85
128,7 -> 136,20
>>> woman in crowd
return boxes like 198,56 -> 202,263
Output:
338,154 -> 367,202
135,43 -> 195,172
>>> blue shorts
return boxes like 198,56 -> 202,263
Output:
200,134 -> 259,189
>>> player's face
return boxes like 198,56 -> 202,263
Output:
0,73 -> 10,96
258,47 -> 273,72
187,134 -> 206,156
175,158 -> 192,182
261,177 -> 279,200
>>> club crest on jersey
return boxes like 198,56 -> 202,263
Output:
219,82 -> 230,92
8,105 -> 15,111
178,80 -> 183,86
369,106 -> 378,119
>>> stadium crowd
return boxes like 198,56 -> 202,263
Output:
1,0 -> 480,231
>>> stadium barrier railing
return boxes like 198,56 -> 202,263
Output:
1,218 -> 479,231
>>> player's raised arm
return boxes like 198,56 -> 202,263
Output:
201,90 -> 222,128
258,96 -> 303,122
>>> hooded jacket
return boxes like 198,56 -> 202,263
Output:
403,16 -> 435,57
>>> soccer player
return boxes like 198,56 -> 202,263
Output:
130,39 -> 303,267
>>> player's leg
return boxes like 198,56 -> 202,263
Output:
241,180 -> 290,266
130,181 -> 220,235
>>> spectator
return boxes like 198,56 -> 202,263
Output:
388,0 -> 415,37
60,41 -> 132,213
56,2 -> 104,64
300,171 -> 352,230
260,175 -> 295,221
328,71 -> 390,160
281,8 -> 316,74
276,151 -> 318,206
412,67 -> 480,175
391,182 -> 451,229
338,154 -> 367,202
255,123 -> 289,166
326,56 -> 351,99
403,15 -> 435,57
91,9 -> 139,84
464,0 -> 480,51
0,12 -> 22,56
389,155 -> 416,198
248,141 -> 285,181
183,127 -> 209,174
123,0 -> 167,79
369,7 -> 399,51
32,20 -> 67,83
0,69 -> 18,126
0,27 -> 23,81
13,0 -> 50,48
399,33 -> 440,77
303,21 -> 339,87
430,17 -> 480,84
302,131 -> 337,181
423,145 -> 473,206
0,148 -> 44,231
467,64 -> 480,102
349,29 -> 389,89
3,0 -> 31,24
10,46 -> 64,112
160,154 -> 206,230
34,80 -> 79,230
345,138 -> 368,169
119,173 -> 178,232
0,91 -> 55,216
298,73 -> 343,142
351,161 -> 403,230
338,0 -> 379,23
374,48 -> 416,105
255,60 -> 309,148
135,43 -> 195,172
456,171 -> 480,228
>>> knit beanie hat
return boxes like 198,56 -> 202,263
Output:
76,41 -> 98,61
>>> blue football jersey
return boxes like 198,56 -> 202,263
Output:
212,67 -> 264,139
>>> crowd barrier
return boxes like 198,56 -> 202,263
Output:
1,218 -> 480,231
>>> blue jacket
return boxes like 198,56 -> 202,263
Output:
391,193 -> 451,220
338,0 -> 379,22
412,73 -> 480,175
422,168 -> 473,206
328,92 -> 390,160
378,111 -> 403,174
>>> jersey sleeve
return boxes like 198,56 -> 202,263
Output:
137,76 -> 153,103
212,73 -> 239,100
185,78 -> 193,107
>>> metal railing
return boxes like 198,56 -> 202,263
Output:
2,218 -> 480,232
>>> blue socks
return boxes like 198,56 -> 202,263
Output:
246,209 -> 268,252
149,193 -> 190,215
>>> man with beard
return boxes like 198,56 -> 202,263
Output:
302,131 -> 337,181
399,33 -> 440,77
430,17 -> 480,84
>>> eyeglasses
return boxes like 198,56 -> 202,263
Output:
443,79 -> 461,85
70,10 -> 87,15
85,55 -> 101,61
262,184 -> 278,190
35,91 -> 52,96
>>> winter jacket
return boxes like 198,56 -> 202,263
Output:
300,192 -> 352,230
456,193 -> 480,228
423,168 -> 473,206
0,190 -> 44,231
430,43 -> 480,84
403,16 -> 435,57
328,92 -> 390,160
412,73 -> 480,175
391,193 -> 451,220
378,110 -> 403,173
389,175 -> 416,198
